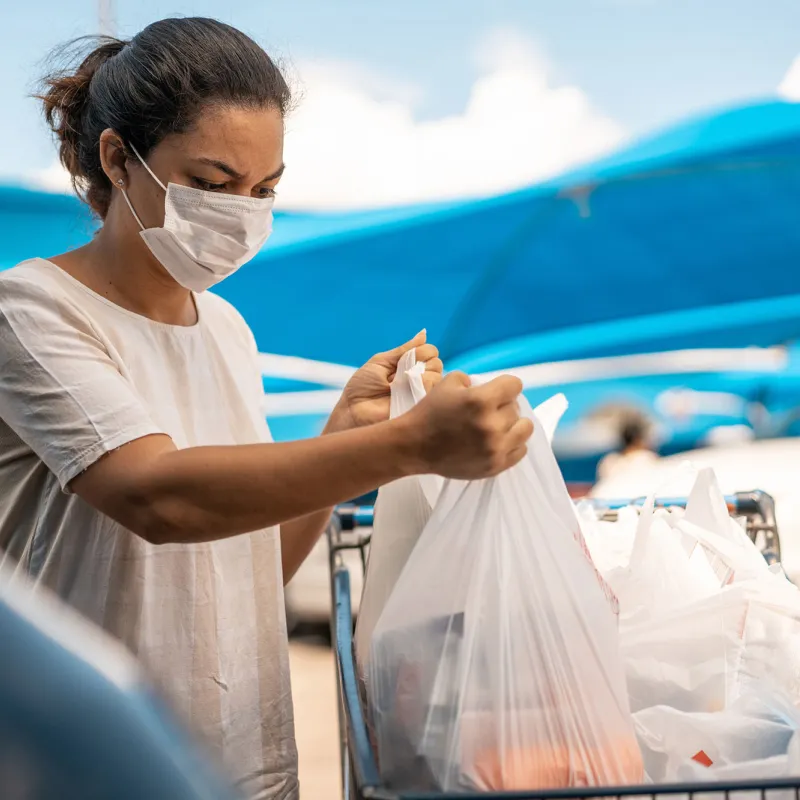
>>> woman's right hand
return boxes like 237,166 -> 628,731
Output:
401,371 -> 533,479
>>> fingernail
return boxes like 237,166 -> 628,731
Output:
417,328 -> 426,337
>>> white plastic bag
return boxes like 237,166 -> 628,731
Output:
615,468 -> 800,712
622,575 -> 800,715
675,731 -> 800,794
603,490 -> 720,621
620,584 -> 753,714
528,392 -> 568,444
367,399 -> 643,792
598,467 -> 776,621
675,469 -> 771,585
607,508 -> 719,619
635,687 -> 800,782
355,349 -> 443,674
578,504 -> 639,576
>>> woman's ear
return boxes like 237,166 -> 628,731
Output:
98,129 -> 129,189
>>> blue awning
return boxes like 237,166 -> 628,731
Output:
212,98 -> 800,369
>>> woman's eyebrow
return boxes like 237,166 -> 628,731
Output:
262,163 -> 286,182
196,157 -> 245,180
194,158 -> 286,183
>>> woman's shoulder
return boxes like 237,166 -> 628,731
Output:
1,257 -> 46,281
0,258 -> 81,306
0,259 -> 96,330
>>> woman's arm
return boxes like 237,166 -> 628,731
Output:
277,333 -> 442,584
71,373 -> 532,546
278,413 -> 360,585
280,511 -> 332,584
73,416 -> 419,545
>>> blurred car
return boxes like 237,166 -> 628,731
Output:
591,438 -> 800,584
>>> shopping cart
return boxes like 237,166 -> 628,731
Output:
326,491 -> 790,800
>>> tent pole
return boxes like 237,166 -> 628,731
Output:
98,0 -> 116,37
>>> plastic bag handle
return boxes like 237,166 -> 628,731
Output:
390,348 -> 442,507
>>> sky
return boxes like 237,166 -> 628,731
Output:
4,0 -> 800,210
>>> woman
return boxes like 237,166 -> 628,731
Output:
0,17 -> 531,800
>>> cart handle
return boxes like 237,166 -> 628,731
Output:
589,490 -> 772,516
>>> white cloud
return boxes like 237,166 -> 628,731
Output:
23,30 -> 626,211
279,29 -> 624,210
26,160 -> 73,194
778,55 -> 800,101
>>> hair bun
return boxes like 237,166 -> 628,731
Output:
38,37 -> 126,195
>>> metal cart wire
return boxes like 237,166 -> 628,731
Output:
327,492 -> 788,800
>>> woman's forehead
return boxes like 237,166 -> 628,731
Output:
160,104 -> 284,178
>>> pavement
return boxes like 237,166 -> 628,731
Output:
289,637 -> 341,799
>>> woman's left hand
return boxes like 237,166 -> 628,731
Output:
327,330 -> 443,432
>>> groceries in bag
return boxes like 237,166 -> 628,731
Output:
357,371 -> 800,790
366,395 -> 643,792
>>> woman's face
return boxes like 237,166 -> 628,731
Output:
123,103 -> 285,230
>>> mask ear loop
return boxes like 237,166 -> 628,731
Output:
117,179 -> 146,231
117,141 -> 168,231
128,141 -> 168,192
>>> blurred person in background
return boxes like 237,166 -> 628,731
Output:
0,18 -> 533,800
596,416 -> 659,482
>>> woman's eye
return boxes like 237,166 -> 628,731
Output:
193,177 -> 227,191
259,186 -> 277,199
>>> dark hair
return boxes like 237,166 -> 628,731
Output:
620,419 -> 648,449
38,18 -> 291,217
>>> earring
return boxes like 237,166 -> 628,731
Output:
116,179 -> 124,187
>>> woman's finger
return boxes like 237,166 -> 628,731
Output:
505,417 -> 534,450
422,369 -> 444,393
369,330 -> 426,369
473,375 -> 524,409
414,343 -> 439,363
492,401 -> 521,433
423,357 -> 443,374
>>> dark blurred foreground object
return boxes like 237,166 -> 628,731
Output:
0,563 -> 240,800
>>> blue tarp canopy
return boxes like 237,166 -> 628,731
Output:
215,99 -> 800,370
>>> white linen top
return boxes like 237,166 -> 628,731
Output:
0,258 -> 298,800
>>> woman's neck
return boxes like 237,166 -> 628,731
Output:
50,207 -> 198,327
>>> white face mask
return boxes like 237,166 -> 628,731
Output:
120,143 -> 274,293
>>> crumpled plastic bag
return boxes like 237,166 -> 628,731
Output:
621,583 -> 754,714
367,395 -> 642,792
604,498 -> 721,619
677,469 -> 772,586
634,687 -> 800,782
584,467 -> 774,609
611,469 -> 800,714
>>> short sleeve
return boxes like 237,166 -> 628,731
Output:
0,277 -> 164,490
